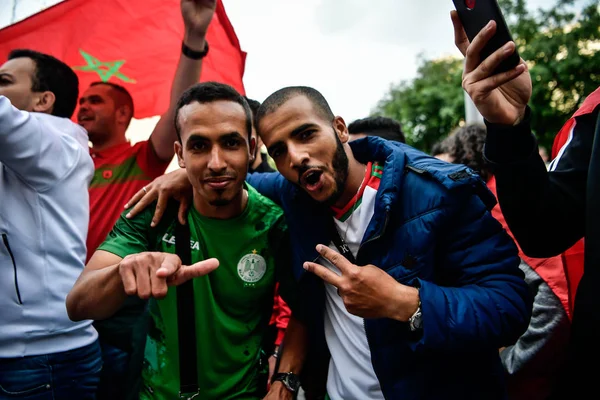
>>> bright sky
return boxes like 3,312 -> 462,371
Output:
0,0 -> 553,153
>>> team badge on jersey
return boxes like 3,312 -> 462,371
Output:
237,250 -> 267,283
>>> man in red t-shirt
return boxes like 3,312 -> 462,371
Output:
75,1 -> 219,398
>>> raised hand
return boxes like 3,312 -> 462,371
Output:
303,245 -> 419,321
451,10 -> 532,125
119,252 -> 219,299
181,0 -> 217,47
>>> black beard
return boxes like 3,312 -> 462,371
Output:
208,194 -> 233,207
322,132 -> 349,206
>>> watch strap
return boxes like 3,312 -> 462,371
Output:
271,372 -> 300,392
181,41 -> 209,60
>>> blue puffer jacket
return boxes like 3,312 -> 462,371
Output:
248,137 -> 532,399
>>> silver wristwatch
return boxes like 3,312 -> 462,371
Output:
409,300 -> 423,331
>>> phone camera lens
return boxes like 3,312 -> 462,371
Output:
465,0 -> 476,9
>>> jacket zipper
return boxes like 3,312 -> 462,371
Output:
358,207 -> 390,255
359,208 -> 390,355
2,233 -> 23,305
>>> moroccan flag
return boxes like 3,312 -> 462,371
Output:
0,0 -> 246,119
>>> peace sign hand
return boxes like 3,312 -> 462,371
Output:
303,245 -> 420,321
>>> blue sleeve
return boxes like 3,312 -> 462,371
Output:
246,171 -> 289,206
411,193 -> 532,352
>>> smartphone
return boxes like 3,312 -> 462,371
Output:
452,0 -> 520,75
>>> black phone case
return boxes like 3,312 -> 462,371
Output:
452,0 -> 520,74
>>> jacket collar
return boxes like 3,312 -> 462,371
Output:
290,137 -> 408,281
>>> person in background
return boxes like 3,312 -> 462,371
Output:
347,115 -> 405,143
246,96 -> 276,173
452,5 -> 600,395
0,49 -> 100,399
448,124 -> 572,400
431,136 -> 454,162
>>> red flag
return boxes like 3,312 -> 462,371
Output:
0,0 -> 246,119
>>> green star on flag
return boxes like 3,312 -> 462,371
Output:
73,49 -> 136,83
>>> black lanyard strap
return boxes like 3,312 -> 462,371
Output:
174,221 -> 200,399
328,219 -> 356,264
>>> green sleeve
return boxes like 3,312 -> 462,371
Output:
97,205 -> 156,259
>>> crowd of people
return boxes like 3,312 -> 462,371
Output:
1,1 -> 599,399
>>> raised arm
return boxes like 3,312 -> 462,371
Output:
484,109 -> 596,256
149,0 -> 217,161
451,9 -> 597,257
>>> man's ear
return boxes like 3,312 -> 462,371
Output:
175,141 -> 185,168
116,105 -> 132,125
32,91 -> 56,114
333,116 -> 349,144
248,136 -> 257,163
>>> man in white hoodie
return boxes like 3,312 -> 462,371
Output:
0,49 -> 100,399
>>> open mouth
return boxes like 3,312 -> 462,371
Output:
78,115 -> 93,123
300,169 -> 324,192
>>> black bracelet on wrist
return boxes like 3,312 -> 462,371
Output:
181,41 -> 209,60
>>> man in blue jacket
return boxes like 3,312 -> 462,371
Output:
251,85 -> 531,400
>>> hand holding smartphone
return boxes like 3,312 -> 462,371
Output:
452,0 -> 520,75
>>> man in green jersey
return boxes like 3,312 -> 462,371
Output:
67,82 -> 293,399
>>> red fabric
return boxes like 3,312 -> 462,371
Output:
488,177 -> 573,319
548,86 -> 600,313
551,87 -> 600,157
269,283 -> 291,346
88,141 -> 170,261
0,0 -> 246,120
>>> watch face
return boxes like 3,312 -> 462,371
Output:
284,374 -> 300,392
414,311 -> 423,329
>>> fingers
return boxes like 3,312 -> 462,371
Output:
150,264 -> 169,299
169,258 -> 219,286
151,192 -> 169,228
120,263 -> 137,296
126,186 -> 158,221
467,41 -> 519,83
303,261 -> 343,288
468,63 -> 527,96
156,254 -> 181,278
451,10 -> 469,56
124,188 -> 145,210
314,244 -> 353,274
178,197 -> 190,225
135,267 -> 152,300
464,20 -> 496,74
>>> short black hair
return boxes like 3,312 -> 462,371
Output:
430,140 -> 449,156
244,96 -> 261,131
91,81 -> 134,123
348,116 -> 405,143
447,124 -> 491,181
174,82 -> 252,142
256,86 -> 334,128
8,49 -> 79,118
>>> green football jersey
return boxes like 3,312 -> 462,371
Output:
98,184 -> 288,399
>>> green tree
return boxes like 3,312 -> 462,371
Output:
374,56 -> 464,151
375,0 -> 600,152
